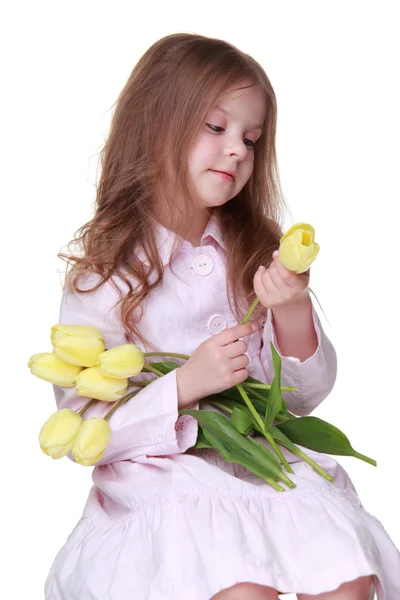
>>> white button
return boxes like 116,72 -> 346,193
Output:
192,254 -> 214,276
207,314 -> 227,334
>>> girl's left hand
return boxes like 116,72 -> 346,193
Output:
253,251 -> 310,310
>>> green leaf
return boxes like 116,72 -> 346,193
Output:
270,425 -> 335,482
231,405 -> 253,435
264,344 -> 283,431
276,416 -> 376,465
218,391 -> 266,414
270,424 -> 302,455
181,409 -> 294,486
192,428 -> 213,450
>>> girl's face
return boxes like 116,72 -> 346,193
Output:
187,83 -> 266,210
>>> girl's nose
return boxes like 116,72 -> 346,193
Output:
223,138 -> 247,160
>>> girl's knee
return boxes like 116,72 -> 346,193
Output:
296,575 -> 374,600
211,582 -> 279,600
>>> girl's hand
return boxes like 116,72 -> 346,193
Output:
176,323 -> 256,408
253,251 -> 310,310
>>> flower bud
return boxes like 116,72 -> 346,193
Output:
76,366 -> 128,401
97,344 -> 145,379
51,324 -> 105,367
72,418 -> 112,466
39,409 -> 82,459
28,352 -> 82,386
278,223 -> 319,274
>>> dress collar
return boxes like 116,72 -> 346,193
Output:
135,211 -> 226,266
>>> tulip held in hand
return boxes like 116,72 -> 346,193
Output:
28,353 -> 83,386
278,223 -> 320,274
39,409 -> 82,459
97,344 -> 145,378
51,324 -> 105,367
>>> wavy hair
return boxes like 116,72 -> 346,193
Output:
59,33 -> 288,351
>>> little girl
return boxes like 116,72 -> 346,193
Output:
45,33 -> 400,599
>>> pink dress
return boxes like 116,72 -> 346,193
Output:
45,213 -> 400,599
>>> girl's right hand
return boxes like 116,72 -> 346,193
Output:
176,323 -> 257,408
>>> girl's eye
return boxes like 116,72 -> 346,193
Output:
206,123 -> 224,132
244,138 -> 256,149
206,124 -> 257,149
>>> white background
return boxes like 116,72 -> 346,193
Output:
2,1 -> 399,598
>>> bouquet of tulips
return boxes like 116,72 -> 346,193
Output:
29,224 -> 376,491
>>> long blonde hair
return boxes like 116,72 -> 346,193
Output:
59,33 -> 288,350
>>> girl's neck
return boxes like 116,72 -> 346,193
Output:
156,207 -> 213,248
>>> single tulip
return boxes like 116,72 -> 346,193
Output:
76,366 -> 128,401
72,417 -> 112,466
39,409 -> 82,459
278,223 -> 320,274
51,324 -> 105,367
28,352 -> 83,386
97,344 -> 145,379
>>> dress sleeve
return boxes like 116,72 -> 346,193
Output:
53,274 -> 198,465
259,302 -> 337,416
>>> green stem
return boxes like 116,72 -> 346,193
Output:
274,412 -> 292,422
241,386 -> 293,422
264,431 -> 295,475
144,351 -> 190,360
77,399 -> 97,416
236,383 -> 294,476
243,382 -> 296,393
143,363 -> 164,377
104,389 -> 141,421
283,445 -> 334,482
241,297 -> 260,324
265,478 -> 286,492
103,380 -> 153,421
236,384 -> 265,431
353,451 -> 377,467
209,400 -> 233,415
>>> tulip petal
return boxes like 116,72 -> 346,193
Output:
72,418 -> 112,466
39,409 -> 82,459
28,353 -> 83,386
53,336 -> 105,367
278,223 -> 319,274
278,236 -> 302,272
97,344 -> 145,378
51,324 -> 104,346
279,222 -> 315,245
76,367 -> 128,401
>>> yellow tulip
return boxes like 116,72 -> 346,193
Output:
28,352 -> 83,386
51,324 -> 105,367
72,418 -> 112,466
97,344 -> 145,379
39,409 -> 82,459
76,366 -> 128,401
278,223 -> 320,274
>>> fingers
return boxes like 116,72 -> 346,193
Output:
231,354 -> 249,371
217,323 -> 256,346
225,339 -> 247,358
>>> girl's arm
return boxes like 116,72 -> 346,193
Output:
259,297 -> 337,416
53,273 -> 198,466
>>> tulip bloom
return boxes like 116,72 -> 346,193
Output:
39,409 -> 82,459
76,366 -> 128,401
72,418 -> 112,466
278,223 -> 319,274
28,352 -> 83,386
97,344 -> 145,379
51,324 -> 105,367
